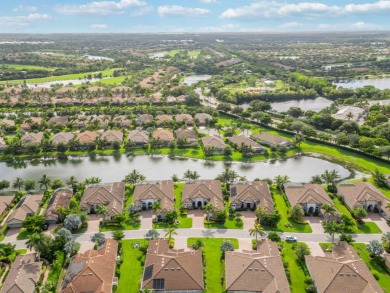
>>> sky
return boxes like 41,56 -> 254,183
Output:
1,0 -> 390,33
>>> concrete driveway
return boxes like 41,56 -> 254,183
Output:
306,242 -> 325,257
241,211 -> 257,230
140,210 -> 154,230
188,210 -> 205,228
366,213 -> 390,233
3,228 -> 21,242
87,214 -> 101,233
238,238 -> 254,251
303,216 -> 324,234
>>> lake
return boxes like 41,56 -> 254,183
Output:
183,75 -> 212,86
240,97 -> 333,112
0,155 -> 350,183
333,78 -> 390,90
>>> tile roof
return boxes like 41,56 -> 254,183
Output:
45,188 -> 73,221
201,135 -> 226,149
76,131 -> 100,144
0,195 -> 14,216
182,180 -> 224,211
228,135 -> 264,149
194,113 -> 212,123
284,183 -> 333,207
230,182 -> 274,213
251,132 -> 290,146
153,129 -> 174,142
48,116 -> 69,125
101,130 -> 123,143
51,132 -> 75,144
7,194 -> 43,223
133,181 -> 175,212
175,128 -> 198,140
128,130 -> 149,144
21,132 -> 43,144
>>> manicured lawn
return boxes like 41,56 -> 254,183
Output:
269,188 -> 312,233
1,63 -> 55,71
167,49 -> 183,57
153,216 -> 192,229
205,216 -> 243,229
281,242 -> 310,293
188,50 -> 201,57
319,242 -> 333,252
16,229 -> 34,240
332,197 -> 382,234
187,238 -> 238,293
117,239 -> 148,293
353,243 -> 390,292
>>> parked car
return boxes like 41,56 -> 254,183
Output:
285,235 -> 297,242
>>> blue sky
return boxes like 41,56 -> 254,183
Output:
1,0 -> 390,33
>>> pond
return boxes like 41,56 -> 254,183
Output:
0,155 -> 350,183
333,78 -> 390,90
183,75 -> 212,86
240,97 -> 333,112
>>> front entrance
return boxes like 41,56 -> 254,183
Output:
148,202 -> 153,209
367,204 -> 374,212
308,206 -> 315,215
197,201 -> 202,208
247,202 -> 251,209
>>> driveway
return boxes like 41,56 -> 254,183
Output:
188,210 -> 205,228
303,216 -> 324,234
174,237 -> 189,251
3,228 -> 21,242
241,211 -> 257,230
44,224 -> 58,236
306,242 -> 325,257
238,238 -> 253,251
366,213 -> 390,233
86,214 -> 101,234
140,210 -> 154,230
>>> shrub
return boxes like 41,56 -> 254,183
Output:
306,284 -> 316,293
215,211 -> 227,223
267,232 -> 281,242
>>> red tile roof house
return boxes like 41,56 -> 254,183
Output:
76,131 -> 100,145
194,113 -> 212,126
175,128 -> 198,146
284,183 -> 335,216
225,239 -> 290,293
305,241 -> 383,293
45,188 -> 73,224
55,87 -> 77,97
61,239 -> 118,293
7,194 -> 43,228
111,86 -> 130,96
133,181 -> 175,220
152,129 -> 174,146
182,180 -> 224,212
228,135 -> 265,153
230,181 -> 274,212
47,116 -> 69,126
141,238 -> 204,292
101,130 -> 123,146
137,114 -> 154,125
50,132 -> 75,145
21,132 -> 44,145
156,115 -> 173,126
1,253 -> 43,293
0,119 -> 15,130
80,182 -> 125,221
337,182 -> 390,220
175,114 -> 194,125
201,135 -> 226,154
128,130 -> 149,146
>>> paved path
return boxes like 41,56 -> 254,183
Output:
306,242 -> 326,257
242,211 -> 256,230
238,238 -> 253,251
303,216 -> 324,234
366,214 -> 390,233
188,210 -> 205,229
140,211 -> 153,229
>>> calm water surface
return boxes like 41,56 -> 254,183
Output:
183,75 -> 212,86
333,78 -> 390,90
0,155 -> 350,182
240,97 -> 333,112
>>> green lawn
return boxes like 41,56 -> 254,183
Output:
187,238 -> 238,293
0,63 -> 56,71
281,242 -> 310,293
188,50 -> 201,57
16,229 -> 34,240
167,49 -> 183,57
270,188 -> 312,233
117,239 -> 148,293
353,243 -> 390,292
205,216 -> 243,229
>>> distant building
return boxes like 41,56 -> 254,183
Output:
51,132 -> 75,145
128,130 -> 149,146
228,135 -> 265,153
21,132 -> 43,145
251,132 -> 291,148
331,106 -> 365,124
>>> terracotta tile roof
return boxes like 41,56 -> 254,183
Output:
3,87 -> 22,95
156,115 -> 173,124
153,129 -> 174,142
80,182 -> 125,216
225,239 -> 290,293
305,242 -> 383,293
284,183 -> 333,207
102,130 -> 123,143
48,116 -> 69,125
175,114 -> 193,124
111,86 -> 130,93
230,182 -> 274,213
194,113 -> 212,124
21,132 -> 44,144
45,188 -> 73,222
182,180 -> 224,211
62,239 -> 118,293
175,128 -> 198,140
7,194 -> 43,223
137,114 -> 153,124
337,182 -> 390,210
76,131 -> 100,144
56,87 -> 77,94
88,86 -> 105,92
201,135 -> 226,149
133,181 -> 175,212
1,253 -> 42,293
51,132 -> 75,144
128,130 -> 149,144
251,132 -> 291,146
142,239 -> 204,291
0,119 -> 15,127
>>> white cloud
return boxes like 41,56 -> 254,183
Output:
317,21 -> 382,30
158,5 -> 211,17
13,5 -> 38,12
90,24 -> 108,29
221,0 -> 390,19
56,0 -> 146,15
279,22 -> 304,28
131,6 -> 154,16
200,0 -> 219,3
0,13 -> 51,27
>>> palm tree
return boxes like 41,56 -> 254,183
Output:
151,201 -> 162,218
12,177 -> 24,191
203,203 -> 214,222
293,133 -> 304,148
165,227 -> 177,243
289,205 -> 304,221
273,175 -> 290,192
371,169 -> 386,185
381,232 -> 390,250
183,170 -> 193,181
26,232 -> 43,261
255,206 -> 266,224
324,221 -> 343,243
321,204 -> 337,223
66,176 -> 79,192
249,223 -> 265,245
321,169 -> 340,191
38,174 -> 51,192
96,205 -> 108,224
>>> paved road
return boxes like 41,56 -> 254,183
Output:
6,228 -> 384,250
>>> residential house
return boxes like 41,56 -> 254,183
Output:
1,253 -> 42,293
331,106 -> 366,124
101,130 -> 123,145
175,114 -> 193,125
128,130 -> 149,146
21,132 -> 44,145
0,136 -> 6,151
225,239 -> 290,293
51,132 -> 75,145
228,135 -> 265,153
7,194 -> 43,228
284,183 -> 335,215
76,131 -> 99,145
0,119 -> 15,130
56,87 -> 77,96
251,132 -> 291,148
2,87 -> 22,97
137,114 -> 154,125
45,188 -> 73,224
156,115 -> 173,126
141,238 -> 204,292
0,195 -> 14,218
113,115 -> 131,127
195,113 -> 212,126
337,182 -> 390,219
152,129 -> 174,145
112,86 -> 130,96
61,239 -> 118,293
305,241 -> 383,293
20,117 -> 43,131
48,116 -> 69,126
80,182 -> 125,220
133,180 -> 175,218
182,180 -> 224,211
230,181 -> 274,212
175,128 -> 198,146
90,116 -> 110,128
201,135 -> 226,153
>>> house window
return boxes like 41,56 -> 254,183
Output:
153,279 -> 165,290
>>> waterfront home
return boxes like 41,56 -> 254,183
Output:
175,128 -> 198,146
251,132 -> 291,148
201,135 -> 226,153
182,180 -> 224,211
128,130 -> 149,146
45,188 -> 73,224
228,135 -> 265,153
230,181 -> 274,212
56,87 -> 77,96
7,194 -> 43,228
76,131 -> 100,145
21,132 -> 43,145
51,132 -> 75,145
175,114 -> 193,125
101,130 -> 123,145
152,129 -> 174,145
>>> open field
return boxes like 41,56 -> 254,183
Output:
0,63 -> 56,71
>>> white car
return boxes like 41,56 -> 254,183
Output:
285,235 -> 297,242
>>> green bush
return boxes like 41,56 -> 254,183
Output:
267,232 -> 281,242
